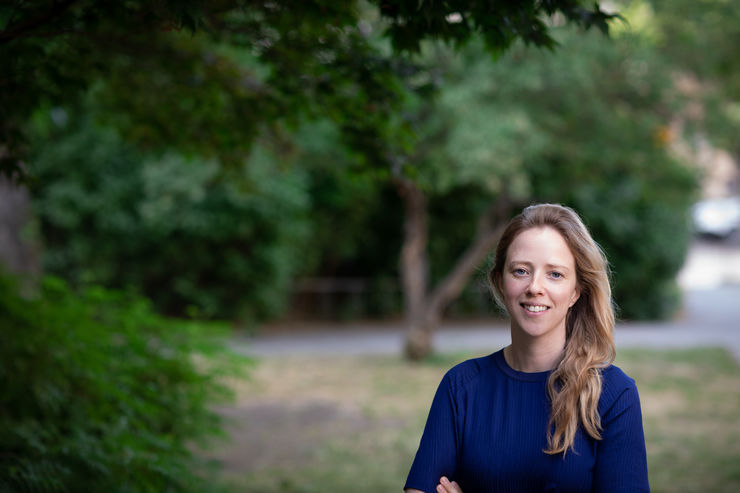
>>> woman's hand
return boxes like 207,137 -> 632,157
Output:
436,476 -> 463,493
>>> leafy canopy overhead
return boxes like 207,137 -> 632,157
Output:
377,0 -> 617,53
1,0 -> 618,179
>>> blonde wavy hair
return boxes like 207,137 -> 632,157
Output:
489,203 -> 615,455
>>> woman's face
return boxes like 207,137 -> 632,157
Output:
502,226 -> 580,343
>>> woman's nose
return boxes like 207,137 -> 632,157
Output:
526,273 -> 544,295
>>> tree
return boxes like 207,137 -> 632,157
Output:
1,0 -> 617,180
636,0 -> 740,163
1,1 -> 395,181
395,27 -> 696,358
2,1 -> 626,362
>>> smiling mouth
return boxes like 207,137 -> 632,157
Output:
522,304 -> 549,313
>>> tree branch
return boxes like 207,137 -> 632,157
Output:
0,0 -> 80,44
425,194 -> 517,324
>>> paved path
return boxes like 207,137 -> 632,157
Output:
233,240 -> 740,361
232,286 -> 740,361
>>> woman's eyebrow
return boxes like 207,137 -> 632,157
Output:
508,260 -> 572,272
508,259 -> 532,265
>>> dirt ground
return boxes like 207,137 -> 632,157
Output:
213,399 -> 374,473
206,355 -> 436,479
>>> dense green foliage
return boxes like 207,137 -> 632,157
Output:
30,111 -> 312,320
640,0 -> 740,154
299,24 -> 696,322
8,0 -> 729,326
646,0 -> 740,100
0,273 -> 240,492
1,0 -> 613,180
27,24 -> 699,322
497,30 -> 697,318
376,0 -> 617,53
28,109 -> 408,321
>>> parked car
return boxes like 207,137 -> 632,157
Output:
692,197 -> 740,238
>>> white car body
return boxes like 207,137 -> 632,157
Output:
692,197 -> 740,237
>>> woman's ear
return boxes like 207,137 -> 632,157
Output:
569,286 -> 581,308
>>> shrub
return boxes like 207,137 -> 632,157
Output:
29,113 -> 311,321
0,274 -> 243,492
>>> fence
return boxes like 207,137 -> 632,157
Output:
286,277 -> 500,321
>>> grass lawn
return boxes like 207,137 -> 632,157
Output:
212,347 -> 740,492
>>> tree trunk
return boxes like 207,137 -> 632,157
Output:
395,182 -> 514,360
395,178 -> 432,359
0,175 -> 41,291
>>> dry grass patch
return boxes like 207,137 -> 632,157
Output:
616,348 -> 740,493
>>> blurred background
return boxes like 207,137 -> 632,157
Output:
1,0 -> 739,492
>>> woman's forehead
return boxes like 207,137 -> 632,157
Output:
506,227 -> 575,266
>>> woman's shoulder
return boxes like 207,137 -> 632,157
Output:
441,352 -> 499,391
599,363 -> 642,416
600,363 -> 637,390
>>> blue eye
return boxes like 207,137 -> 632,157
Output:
550,271 -> 563,279
513,268 -> 527,276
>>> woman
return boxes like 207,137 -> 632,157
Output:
404,204 -> 649,493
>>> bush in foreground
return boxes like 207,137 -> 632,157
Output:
0,275 -> 243,492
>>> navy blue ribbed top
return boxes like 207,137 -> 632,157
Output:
404,349 -> 649,493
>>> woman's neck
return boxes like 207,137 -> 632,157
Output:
504,336 -> 565,373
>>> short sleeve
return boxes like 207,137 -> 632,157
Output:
593,383 -> 650,492
404,372 -> 461,493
